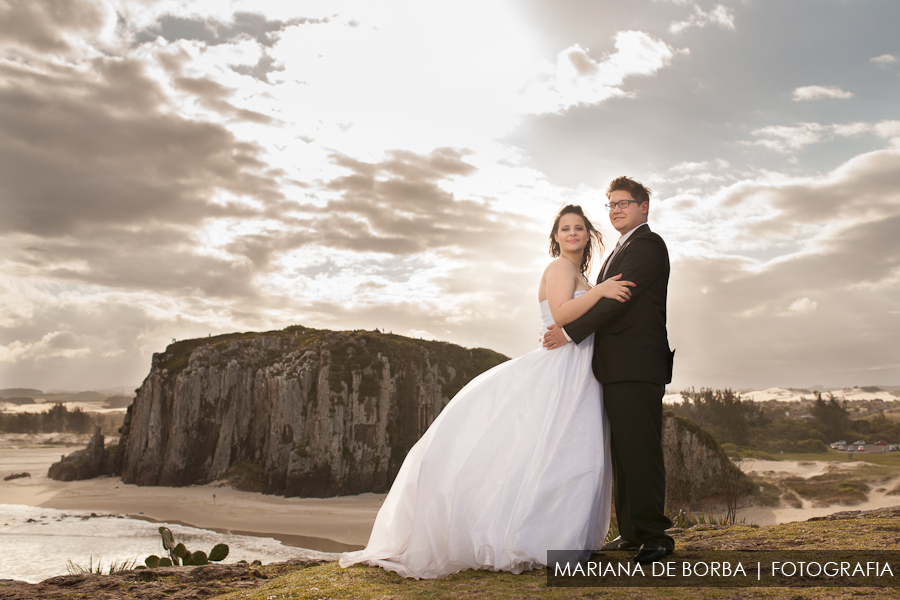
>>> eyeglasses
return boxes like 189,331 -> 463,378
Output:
605,199 -> 643,211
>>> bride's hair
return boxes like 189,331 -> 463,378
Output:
549,205 -> 603,277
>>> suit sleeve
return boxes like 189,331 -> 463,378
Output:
563,235 -> 668,344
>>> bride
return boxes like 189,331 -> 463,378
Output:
339,205 -> 635,579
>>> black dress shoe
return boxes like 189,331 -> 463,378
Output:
600,536 -> 640,551
633,541 -> 673,564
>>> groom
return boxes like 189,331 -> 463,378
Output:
543,176 -> 675,564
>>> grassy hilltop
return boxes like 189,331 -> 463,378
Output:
13,507 -> 900,600
213,507 -> 900,600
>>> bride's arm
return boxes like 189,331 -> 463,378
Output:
545,260 -> 635,326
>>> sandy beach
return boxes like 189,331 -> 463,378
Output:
4,436 -> 900,551
0,436 -> 382,552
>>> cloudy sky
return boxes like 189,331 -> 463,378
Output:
2,0 -> 899,392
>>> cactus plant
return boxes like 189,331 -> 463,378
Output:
144,527 -> 229,569
209,544 -> 228,562
159,527 -> 175,551
158,527 -> 179,564
173,543 -> 188,559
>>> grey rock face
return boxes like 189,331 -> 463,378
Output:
48,427 -> 114,481
118,327 -> 508,497
663,412 -> 750,509
113,326 -> 742,503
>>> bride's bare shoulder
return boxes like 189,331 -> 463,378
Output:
539,258 -> 577,302
539,258 -> 580,301
542,257 -> 578,276
541,256 -> 578,282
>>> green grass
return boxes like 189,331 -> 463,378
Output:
209,560 -> 835,600
879,410 -> 900,422
748,449 -> 900,467
208,513 -> 900,600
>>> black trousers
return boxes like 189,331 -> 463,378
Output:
603,381 -> 673,549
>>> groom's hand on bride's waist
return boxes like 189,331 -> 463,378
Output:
542,324 -> 570,350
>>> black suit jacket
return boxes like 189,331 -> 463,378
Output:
563,224 -> 674,385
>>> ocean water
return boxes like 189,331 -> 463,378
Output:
0,504 -> 338,583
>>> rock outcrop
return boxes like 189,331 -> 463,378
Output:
117,326 -> 509,497
47,427 -> 114,481
0,560 -> 324,600
65,324 -> 744,503
663,412 -> 750,510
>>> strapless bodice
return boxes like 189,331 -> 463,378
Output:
540,290 -> 588,333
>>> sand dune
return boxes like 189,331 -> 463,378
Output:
738,459 -> 900,526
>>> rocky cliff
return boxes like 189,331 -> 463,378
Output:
116,326 -> 509,497
58,324 -> 745,503
663,412 -> 750,510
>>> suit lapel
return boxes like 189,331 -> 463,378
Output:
597,225 -> 651,283
597,253 -> 614,283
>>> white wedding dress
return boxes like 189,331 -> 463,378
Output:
339,291 -> 612,579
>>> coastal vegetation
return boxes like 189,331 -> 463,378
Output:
747,458 -> 900,508
0,389 -> 128,435
666,389 -> 900,513
143,526 -> 229,568
12,506 -> 897,600
66,555 -> 137,576
0,403 -> 93,434
669,388 -> 900,456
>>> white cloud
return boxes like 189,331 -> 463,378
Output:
792,85 -> 854,101
749,120 -> 900,153
4,0 -> 900,392
668,3 -> 736,34
0,331 -> 91,363
831,122 -> 873,137
750,123 -> 830,152
255,0 -> 544,153
661,145 -> 900,388
787,297 -> 817,314
873,121 -> 900,142
870,54 -> 898,67
521,31 -> 677,115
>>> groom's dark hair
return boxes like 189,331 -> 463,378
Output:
607,176 -> 652,204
